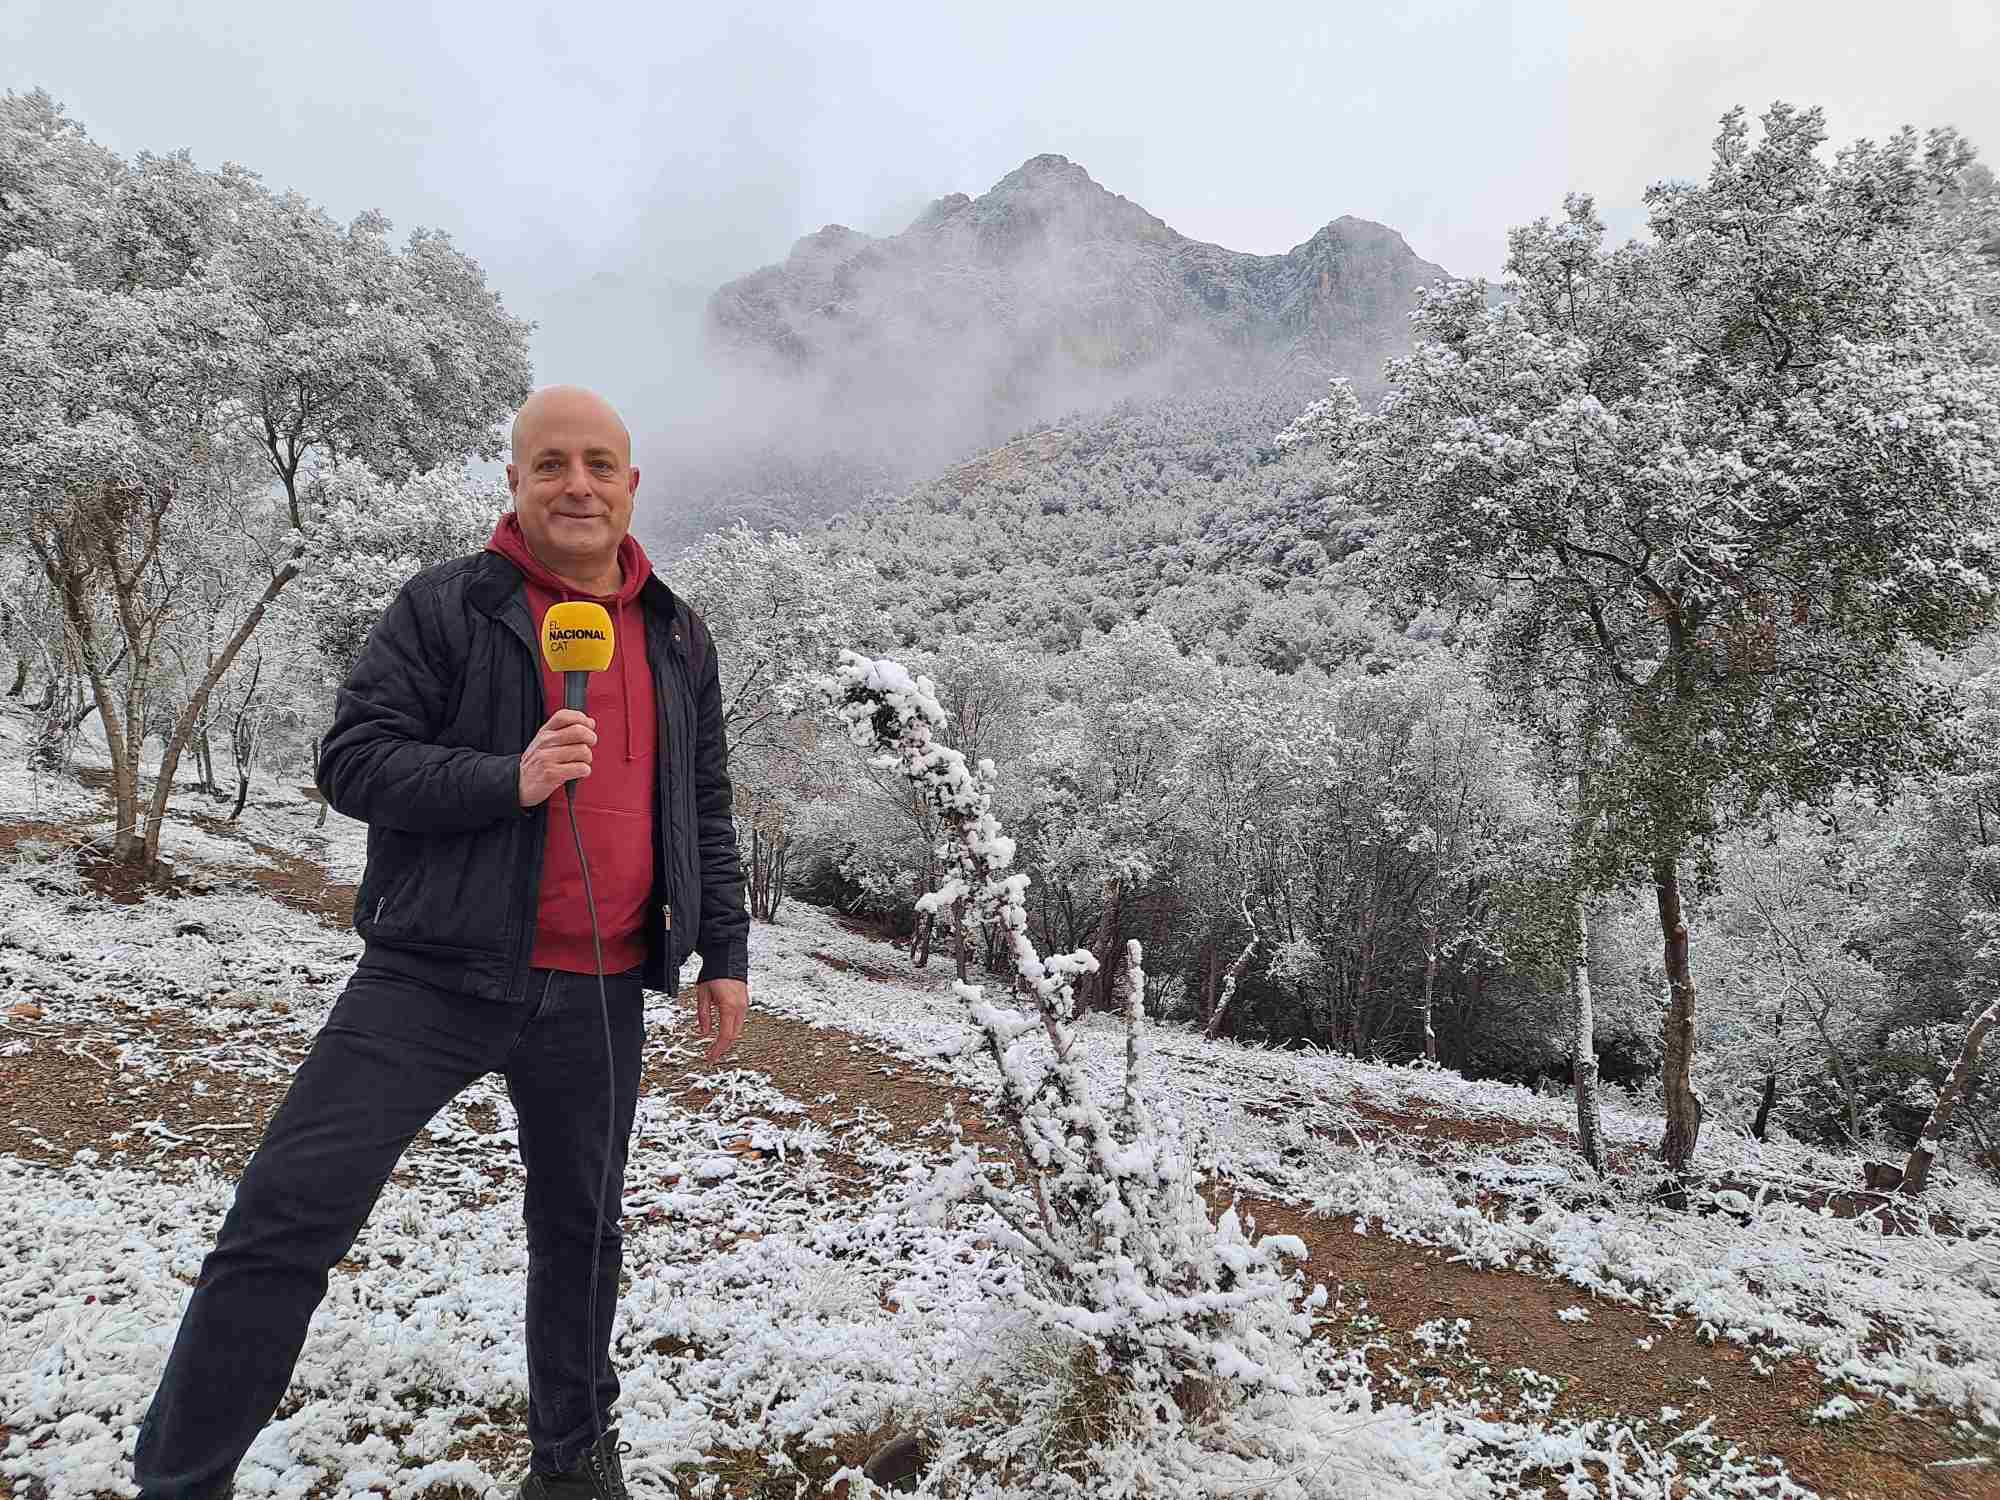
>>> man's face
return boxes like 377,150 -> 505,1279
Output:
505,390 -> 639,575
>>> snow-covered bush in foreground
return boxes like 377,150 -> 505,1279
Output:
824,649 -> 1324,1493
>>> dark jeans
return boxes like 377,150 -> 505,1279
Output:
133,959 -> 645,1497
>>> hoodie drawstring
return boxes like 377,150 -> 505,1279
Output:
557,580 -> 632,762
618,597 -> 634,763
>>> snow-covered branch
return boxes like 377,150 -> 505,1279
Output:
823,648 -> 1319,1448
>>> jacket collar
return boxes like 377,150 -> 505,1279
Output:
469,549 -> 689,662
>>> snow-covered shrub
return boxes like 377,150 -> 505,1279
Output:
824,650 -> 1322,1493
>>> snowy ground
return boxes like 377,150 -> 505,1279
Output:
2,728 -> 1997,1497
755,913 -> 2000,1422
0,698 -> 372,886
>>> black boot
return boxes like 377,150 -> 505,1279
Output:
516,1427 -> 631,1500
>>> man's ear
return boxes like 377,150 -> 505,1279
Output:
627,465 -> 641,499
505,462 -> 520,499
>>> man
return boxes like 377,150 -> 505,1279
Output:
133,386 -> 751,1500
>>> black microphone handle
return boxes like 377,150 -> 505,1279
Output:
564,670 -> 588,714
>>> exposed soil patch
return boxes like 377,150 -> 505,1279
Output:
77,846 -> 198,906
185,810 -> 358,928
710,1002 -> 1997,1500
0,820 -> 89,858
809,949 -> 911,984
1704,1171 -> 1973,1239
0,1012 -> 296,1176
829,910 -> 905,945
18,774 -> 355,921
1340,1093 -> 1561,1153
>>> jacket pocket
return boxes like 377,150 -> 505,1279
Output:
359,822 -> 519,959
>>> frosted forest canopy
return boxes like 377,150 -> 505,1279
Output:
4,88 -> 2000,1187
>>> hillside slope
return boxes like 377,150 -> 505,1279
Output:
811,389 -> 1404,667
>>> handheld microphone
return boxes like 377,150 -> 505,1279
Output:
540,599 -> 617,721
535,595 -> 620,1458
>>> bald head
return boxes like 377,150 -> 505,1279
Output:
505,384 -> 641,593
510,384 -> 632,467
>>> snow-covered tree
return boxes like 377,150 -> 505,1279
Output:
1283,103 -> 2000,1174
269,463 -> 506,818
1850,644 -> 2000,1188
1692,813 -> 1888,1149
1037,623 -> 1206,1012
0,91 -> 529,868
669,525 -> 876,921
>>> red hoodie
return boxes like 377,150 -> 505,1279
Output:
487,513 -> 657,975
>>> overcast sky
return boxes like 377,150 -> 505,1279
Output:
6,0 -> 1997,446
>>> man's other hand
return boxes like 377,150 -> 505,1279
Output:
519,709 -> 596,808
695,977 -> 748,1064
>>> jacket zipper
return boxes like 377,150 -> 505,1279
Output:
666,621 -> 689,969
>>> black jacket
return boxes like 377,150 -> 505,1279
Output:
316,548 -> 750,1001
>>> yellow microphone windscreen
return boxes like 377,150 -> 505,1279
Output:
541,600 -> 616,675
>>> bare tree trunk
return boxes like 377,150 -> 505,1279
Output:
65,586 -> 143,859
1459,964 -> 1486,1070
1750,1071 -> 1778,1143
1750,1002 -> 1784,1142
1806,1008 -> 1864,1147
138,559 -> 300,869
1205,896 -> 1262,1042
1902,994 -> 2000,1195
1655,854 -> 1704,1177
311,736 -> 331,829
952,895 -> 969,984
1088,877 -> 1124,1013
229,665 -> 262,823
1572,895 -> 1604,1173
1421,920 -> 1440,1063
1353,907 -> 1378,1058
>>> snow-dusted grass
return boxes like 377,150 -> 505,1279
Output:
754,904 -> 2000,1430
0,854 -> 1734,1500
0,707 -> 103,824
0,695 -> 369,883
0,821 -> 1991,1495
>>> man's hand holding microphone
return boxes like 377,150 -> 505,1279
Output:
518,706 -> 747,1064
519,708 -> 598,808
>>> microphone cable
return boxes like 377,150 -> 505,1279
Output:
561,778 -> 617,1463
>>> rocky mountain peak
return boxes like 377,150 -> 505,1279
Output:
992,151 -> 1091,187
786,222 -> 872,264
701,155 -> 1452,466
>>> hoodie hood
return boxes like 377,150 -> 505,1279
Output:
486,511 -> 652,607
487,511 -> 656,763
